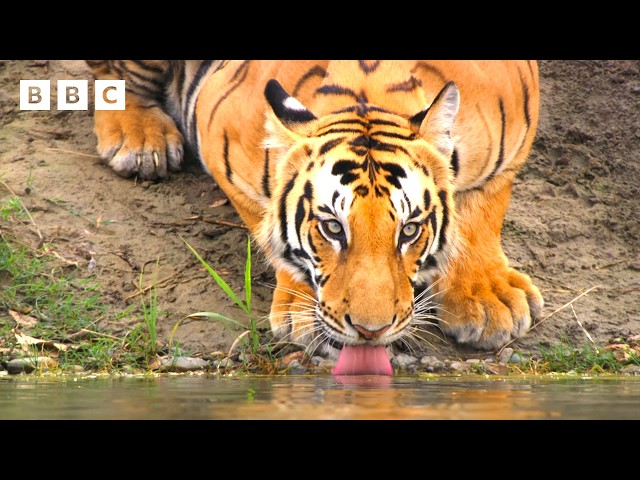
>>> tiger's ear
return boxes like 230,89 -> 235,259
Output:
264,79 -> 317,150
409,81 -> 459,159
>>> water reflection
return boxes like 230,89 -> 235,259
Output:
1,374 -> 639,420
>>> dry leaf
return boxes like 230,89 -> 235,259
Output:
13,329 -> 68,352
9,310 -> 38,328
209,198 -> 228,208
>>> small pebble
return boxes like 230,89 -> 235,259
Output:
310,356 -> 335,368
157,356 -> 209,372
287,360 -> 308,374
621,365 -> 640,375
449,361 -> 471,373
392,354 -> 418,368
510,353 -> 527,363
498,348 -> 514,364
7,357 -> 57,374
214,357 -> 236,368
465,358 -> 481,364
485,363 -> 508,375
420,355 -> 446,373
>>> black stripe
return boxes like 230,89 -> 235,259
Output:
124,84 -> 160,100
207,61 -> 249,130
379,162 -> 407,179
130,60 -> 166,75
308,230 -> 318,255
333,104 -> 393,116
413,62 -> 447,84
319,137 -> 345,156
262,148 -> 271,198
374,185 -> 390,197
437,191 -> 449,247
386,77 -> 422,92
488,99 -> 506,180
317,128 -> 364,137
402,191 -> 410,214
318,118 -> 368,131
358,60 -> 381,74
185,60 -> 215,114
451,148 -> 460,176
223,131 -> 232,182
316,84 -> 358,98
412,159 -> 430,178
371,130 -> 416,141
292,65 -> 327,97
423,255 -> 438,269
369,118 -> 404,128
519,70 -> 531,129
113,61 -> 165,89
355,185 -> 369,197
370,138 -> 411,156
280,173 -> 298,244
341,173 -> 359,185
292,248 -> 311,260
423,189 -> 431,211
426,208 -> 438,239
332,160 -> 361,176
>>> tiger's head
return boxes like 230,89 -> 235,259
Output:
258,79 -> 461,354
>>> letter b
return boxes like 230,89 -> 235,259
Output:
58,80 -> 88,110
20,80 -> 50,110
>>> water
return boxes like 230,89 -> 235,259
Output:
1,374 -> 639,419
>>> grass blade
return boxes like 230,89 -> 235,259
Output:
245,235 -> 252,315
188,311 -> 246,329
180,235 -> 249,315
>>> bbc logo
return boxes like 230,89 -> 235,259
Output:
20,80 -> 126,110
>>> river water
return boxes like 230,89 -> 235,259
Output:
1,374 -> 639,420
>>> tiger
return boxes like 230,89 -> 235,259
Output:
86,60 -> 543,370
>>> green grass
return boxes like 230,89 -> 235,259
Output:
138,263 -> 160,356
512,338 -> 640,375
181,235 -> 274,368
0,191 -> 170,374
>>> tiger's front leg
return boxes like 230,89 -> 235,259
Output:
87,60 -> 184,179
435,177 -> 544,350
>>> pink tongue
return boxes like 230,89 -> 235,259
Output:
332,345 -> 393,376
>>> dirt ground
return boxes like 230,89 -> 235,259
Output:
1,60 -> 639,362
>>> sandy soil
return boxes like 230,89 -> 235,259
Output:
1,60 -> 638,362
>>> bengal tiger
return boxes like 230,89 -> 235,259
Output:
86,60 -> 543,373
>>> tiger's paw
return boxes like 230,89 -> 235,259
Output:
437,265 -> 544,350
93,104 -> 184,180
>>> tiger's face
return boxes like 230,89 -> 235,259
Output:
259,79 -> 460,350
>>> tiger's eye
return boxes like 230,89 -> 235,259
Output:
401,222 -> 419,239
324,220 -> 343,235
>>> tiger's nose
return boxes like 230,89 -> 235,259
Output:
345,314 -> 392,340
